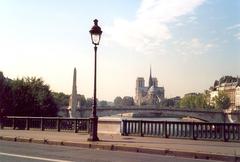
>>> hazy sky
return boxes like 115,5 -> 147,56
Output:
0,0 -> 239,101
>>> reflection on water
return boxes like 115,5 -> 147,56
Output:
100,115 -> 204,122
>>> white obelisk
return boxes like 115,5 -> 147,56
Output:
68,68 -> 77,118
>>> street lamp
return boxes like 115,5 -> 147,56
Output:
88,19 -> 102,141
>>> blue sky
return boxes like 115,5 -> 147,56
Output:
0,0 -> 239,101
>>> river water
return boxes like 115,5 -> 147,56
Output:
122,117 -> 182,121
100,116 -> 203,122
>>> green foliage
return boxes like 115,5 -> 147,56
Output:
0,72 -> 13,113
114,96 -> 134,106
160,99 -> 176,107
82,97 -> 99,108
212,91 -> 230,109
52,92 -> 69,108
122,96 -> 135,106
0,72 -> 58,117
114,96 -> 123,106
79,95 -> 86,106
10,77 -> 58,116
179,93 -> 209,109
86,98 -> 93,108
99,100 -> 108,107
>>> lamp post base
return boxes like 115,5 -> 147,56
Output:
88,116 -> 99,141
87,136 -> 99,142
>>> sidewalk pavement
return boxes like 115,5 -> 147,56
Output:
0,129 -> 240,162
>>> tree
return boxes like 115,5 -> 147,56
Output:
122,96 -> 135,106
52,92 -> 69,108
114,96 -> 123,106
10,77 -> 58,116
86,98 -> 93,108
79,95 -> 86,106
0,72 -> 13,114
203,90 -> 212,108
180,95 -> 194,109
179,93 -> 208,109
99,100 -> 108,107
160,99 -> 175,107
212,91 -> 230,109
195,94 -> 206,108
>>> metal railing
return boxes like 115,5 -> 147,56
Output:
121,120 -> 240,142
1,116 -> 89,133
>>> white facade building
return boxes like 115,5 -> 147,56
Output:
210,76 -> 240,109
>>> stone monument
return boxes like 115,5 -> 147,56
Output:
68,68 -> 78,118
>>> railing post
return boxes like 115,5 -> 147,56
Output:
191,122 -> 196,140
13,117 -> 16,130
164,121 -> 168,138
224,123 -> 229,142
223,123 -> 226,142
25,118 -> 29,130
41,117 -> 45,131
121,120 -> 128,136
0,116 -> 4,129
57,118 -> 61,132
222,122 -> 228,142
138,120 -> 143,137
87,118 -> 91,133
74,119 -> 78,133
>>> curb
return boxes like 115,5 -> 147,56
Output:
0,136 -> 239,162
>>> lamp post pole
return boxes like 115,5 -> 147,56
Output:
93,45 -> 97,118
88,19 -> 102,141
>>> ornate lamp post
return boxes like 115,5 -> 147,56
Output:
88,19 -> 102,141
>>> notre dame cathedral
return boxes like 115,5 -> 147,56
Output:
135,68 -> 165,105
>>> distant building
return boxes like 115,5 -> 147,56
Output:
171,96 -> 181,104
184,93 -> 199,97
135,68 -> 164,105
209,76 -> 240,109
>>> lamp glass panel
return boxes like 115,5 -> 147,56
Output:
92,34 -> 100,44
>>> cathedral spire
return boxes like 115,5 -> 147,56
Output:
149,65 -> 153,88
